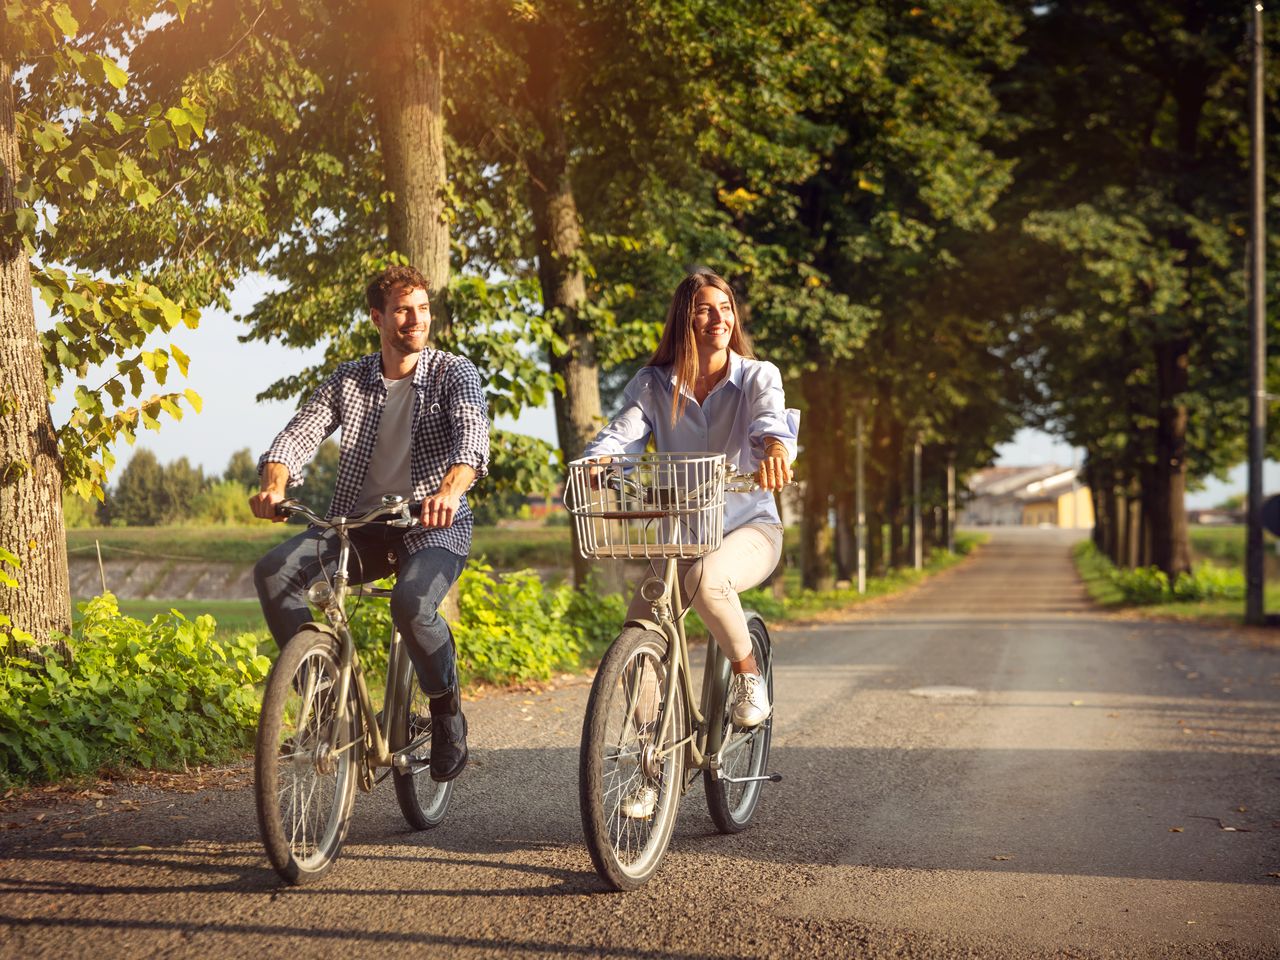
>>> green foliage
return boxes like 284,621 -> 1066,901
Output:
451,562 -> 584,685
0,594 -> 270,787
1172,563 -> 1246,603
188,479 -> 255,525
106,449 -> 205,526
62,491 -> 101,528
1073,540 -> 1245,606
9,2 -> 209,504
1109,565 -> 1172,606
222,448 -> 260,489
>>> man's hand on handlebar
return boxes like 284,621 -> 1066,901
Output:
420,491 -> 462,528
250,488 -> 288,522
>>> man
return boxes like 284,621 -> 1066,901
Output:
251,264 -> 490,782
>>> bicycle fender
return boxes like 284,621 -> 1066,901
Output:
622,618 -> 664,636
299,621 -> 341,641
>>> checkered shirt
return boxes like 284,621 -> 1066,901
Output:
258,351 -> 491,557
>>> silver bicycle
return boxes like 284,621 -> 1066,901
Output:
566,452 -> 781,890
254,495 -> 452,884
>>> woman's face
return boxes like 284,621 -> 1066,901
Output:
692,286 -> 735,355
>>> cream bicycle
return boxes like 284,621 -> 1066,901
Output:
567,452 -> 780,890
254,496 -> 452,884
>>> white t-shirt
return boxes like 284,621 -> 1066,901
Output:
352,374 -> 415,514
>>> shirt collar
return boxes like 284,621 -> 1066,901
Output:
361,350 -> 432,391
667,351 -> 744,396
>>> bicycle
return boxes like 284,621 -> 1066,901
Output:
566,452 -> 782,890
254,495 -> 452,884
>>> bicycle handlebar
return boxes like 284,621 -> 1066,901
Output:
273,498 -> 422,530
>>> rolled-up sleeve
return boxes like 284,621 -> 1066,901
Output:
581,369 -> 655,459
447,358 -> 490,482
257,375 -> 341,487
746,362 -> 799,465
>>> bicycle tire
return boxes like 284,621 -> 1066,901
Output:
704,616 -> 774,833
579,626 -> 686,891
391,658 -> 454,829
255,627 -> 357,884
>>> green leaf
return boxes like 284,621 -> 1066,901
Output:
145,123 -> 174,155
101,56 -> 128,90
51,3 -> 78,37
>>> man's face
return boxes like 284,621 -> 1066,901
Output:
372,284 -> 431,356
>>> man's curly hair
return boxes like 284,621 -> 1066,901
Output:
365,264 -> 430,311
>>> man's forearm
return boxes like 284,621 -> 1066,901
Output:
260,461 -> 290,495
436,463 -> 477,500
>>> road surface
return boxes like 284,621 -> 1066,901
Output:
2,528 -> 1277,958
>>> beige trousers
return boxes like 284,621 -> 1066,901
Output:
625,522 -> 784,662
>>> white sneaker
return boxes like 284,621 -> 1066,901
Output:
729,672 -> 771,728
620,785 -> 657,819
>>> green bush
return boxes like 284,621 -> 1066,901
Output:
452,562 -> 584,685
188,479 -> 255,525
566,578 -> 628,658
1173,562 -> 1246,601
0,594 -> 270,787
1110,564 -> 1171,604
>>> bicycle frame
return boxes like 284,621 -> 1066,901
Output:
639,546 -> 759,786
280,501 -> 424,783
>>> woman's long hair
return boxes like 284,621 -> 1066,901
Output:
648,271 -> 756,424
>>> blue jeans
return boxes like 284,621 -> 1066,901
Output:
253,526 -> 466,698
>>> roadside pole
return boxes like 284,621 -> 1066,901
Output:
946,453 -> 956,553
913,433 -> 923,570
1247,1 -> 1267,625
856,406 -> 867,593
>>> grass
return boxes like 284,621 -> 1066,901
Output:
1189,525 -> 1246,566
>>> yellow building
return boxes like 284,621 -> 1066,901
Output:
1018,470 -> 1094,529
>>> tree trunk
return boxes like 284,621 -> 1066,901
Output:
867,507 -> 884,577
524,23 -> 602,586
799,371 -> 833,590
886,419 -> 905,568
370,0 -> 452,336
1150,338 -> 1192,579
0,62 -> 70,646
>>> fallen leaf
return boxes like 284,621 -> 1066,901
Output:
61,832 -> 86,840
33,813 -> 46,823
1267,872 -> 1280,879
1070,700 -> 1084,707
992,855 -> 1013,861
1170,827 -> 1184,833
1106,713 -> 1120,718
1237,807 -> 1248,813
128,845 -> 154,851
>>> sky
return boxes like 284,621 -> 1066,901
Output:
42,286 -> 1271,510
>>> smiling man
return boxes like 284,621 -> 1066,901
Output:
250,264 -> 490,782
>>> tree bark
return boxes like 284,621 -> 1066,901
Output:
0,60 -> 70,645
524,21 -> 602,586
800,371 -> 833,590
370,1 -> 452,336
1150,338 -> 1192,578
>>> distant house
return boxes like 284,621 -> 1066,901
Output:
960,465 -> 1093,529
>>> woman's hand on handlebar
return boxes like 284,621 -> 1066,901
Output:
585,455 -> 613,489
755,443 -> 792,492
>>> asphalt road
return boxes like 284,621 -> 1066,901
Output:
2,528 -> 1278,959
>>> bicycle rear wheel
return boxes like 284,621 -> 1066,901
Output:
392,659 -> 453,829
704,616 -> 774,833
255,628 -> 357,884
579,627 -> 686,891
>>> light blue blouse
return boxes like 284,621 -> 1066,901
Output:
581,352 -> 800,531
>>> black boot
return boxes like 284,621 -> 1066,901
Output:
428,682 -> 467,782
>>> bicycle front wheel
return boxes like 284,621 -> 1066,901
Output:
704,615 -> 774,833
579,627 -> 686,891
391,660 -> 453,829
255,627 -> 357,884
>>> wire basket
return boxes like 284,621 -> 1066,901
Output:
564,452 -> 728,560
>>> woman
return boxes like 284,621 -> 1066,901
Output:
582,269 -> 798,729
